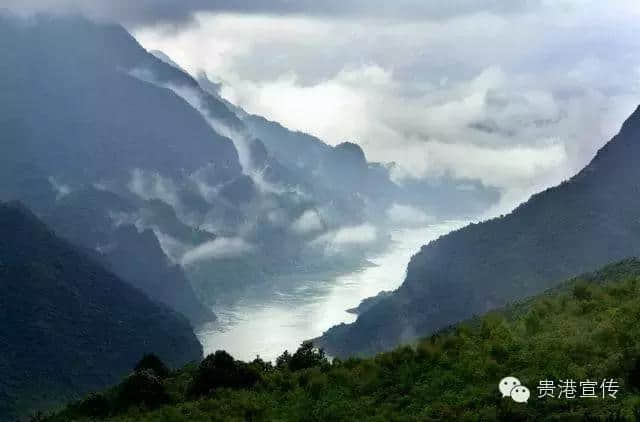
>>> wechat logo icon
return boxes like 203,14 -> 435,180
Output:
499,376 -> 530,403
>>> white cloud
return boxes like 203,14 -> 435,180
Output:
311,223 -> 377,248
48,176 -> 71,199
128,168 -> 180,208
153,230 -> 191,263
266,208 -> 287,227
387,203 -> 433,226
127,69 -> 254,174
291,209 -> 324,235
181,237 -> 255,265
135,7 -> 640,215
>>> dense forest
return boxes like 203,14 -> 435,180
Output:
0,202 -> 202,421
44,259 -> 640,421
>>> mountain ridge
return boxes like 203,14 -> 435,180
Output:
0,201 -> 203,420
317,103 -> 640,357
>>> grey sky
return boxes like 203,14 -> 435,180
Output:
4,0 -> 538,26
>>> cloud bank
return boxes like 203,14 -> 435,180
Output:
182,237 -> 255,265
134,2 -> 640,212
291,209 -> 324,235
311,224 -> 378,256
5,1 -> 640,213
387,204 -> 433,227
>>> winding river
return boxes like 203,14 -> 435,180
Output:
197,221 -> 466,362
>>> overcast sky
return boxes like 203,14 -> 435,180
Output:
6,0 -> 640,211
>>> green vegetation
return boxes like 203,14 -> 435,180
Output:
46,259 -> 640,421
0,202 -> 202,421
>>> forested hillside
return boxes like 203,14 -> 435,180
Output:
47,259 -> 640,421
0,202 -> 202,420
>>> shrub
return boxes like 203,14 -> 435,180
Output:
189,350 -> 260,397
116,369 -> 170,409
77,392 -> 110,417
288,342 -> 329,372
135,353 -> 170,378
573,283 -> 592,300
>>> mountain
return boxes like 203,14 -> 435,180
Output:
0,13 -> 386,306
47,259 -> 640,421
198,72 -> 499,220
0,15 -> 241,188
0,202 -> 203,420
45,188 -> 216,325
0,13 -> 249,312
0,12 -> 501,311
241,112 -> 500,219
317,105 -> 640,357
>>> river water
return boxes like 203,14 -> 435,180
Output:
197,221 -> 466,362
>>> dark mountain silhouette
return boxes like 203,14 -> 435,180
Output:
45,188 -> 215,325
0,202 -> 202,420
139,199 -> 216,245
104,225 -> 215,325
0,14 -> 241,189
0,13 -> 241,316
318,105 -> 640,357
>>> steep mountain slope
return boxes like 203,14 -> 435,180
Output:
241,114 -> 332,175
45,188 -> 216,325
0,12 -> 500,312
0,14 -> 241,188
0,202 -> 203,420
318,105 -> 640,357
49,259 -> 640,421
103,225 -> 215,325
0,13 -> 246,311
0,14 -> 394,307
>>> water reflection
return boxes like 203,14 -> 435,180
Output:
197,221 -> 465,362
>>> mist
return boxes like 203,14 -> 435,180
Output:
182,237 -> 255,265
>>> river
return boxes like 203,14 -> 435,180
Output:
196,221 -> 466,362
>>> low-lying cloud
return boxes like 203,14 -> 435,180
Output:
48,176 -> 71,200
182,237 -> 255,265
128,68 -> 254,174
387,203 -> 433,227
128,168 -> 181,209
291,209 -> 324,235
311,224 -> 378,255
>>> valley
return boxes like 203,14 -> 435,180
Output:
0,6 -> 638,421
197,223 -> 465,361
